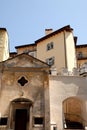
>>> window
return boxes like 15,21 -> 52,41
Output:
29,51 -> 36,57
23,49 -> 29,54
78,52 -> 83,58
34,117 -> 43,126
0,117 -> 8,125
47,42 -> 54,51
46,57 -> 54,66
18,76 -> 28,86
53,126 -> 57,130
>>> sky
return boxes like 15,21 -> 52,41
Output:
0,0 -> 87,52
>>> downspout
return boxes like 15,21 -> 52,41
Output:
63,31 -> 67,69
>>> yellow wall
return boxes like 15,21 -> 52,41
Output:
16,29 -> 77,73
65,31 -> 77,71
37,32 -> 66,73
37,31 -> 76,73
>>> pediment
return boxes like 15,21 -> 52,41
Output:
0,53 -> 49,68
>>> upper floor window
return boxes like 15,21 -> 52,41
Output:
77,52 -> 83,58
29,51 -> 36,57
47,42 -> 54,51
46,57 -> 54,66
23,49 -> 29,54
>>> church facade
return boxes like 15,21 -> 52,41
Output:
0,54 -> 50,130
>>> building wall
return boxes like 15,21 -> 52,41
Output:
16,45 -> 36,54
76,46 -> 87,67
0,29 -> 9,61
14,26 -> 77,73
49,76 -> 87,130
65,31 -> 77,71
37,31 -> 76,73
37,32 -> 66,73
0,64 -> 50,130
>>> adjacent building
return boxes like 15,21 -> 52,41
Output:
76,44 -> 87,67
15,25 -> 77,74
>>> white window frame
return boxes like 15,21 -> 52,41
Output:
46,57 -> 54,66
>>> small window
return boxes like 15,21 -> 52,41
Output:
34,117 -> 43,125
23,49 -> 29,54
47,42 -> 54,51
0,117 -> 8,125
29,51 -> 36,57
18,76 -> 28,86
78,52 -> 83,58
53,126 -> 57,130
46,57 -> 54,66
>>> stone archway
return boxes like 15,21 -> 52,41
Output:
9,98 -> 33,130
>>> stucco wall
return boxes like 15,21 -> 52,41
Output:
37,32 -> 66,72
49,76 -> 87,130
0,68 -> 50,130
65,31 -> 77,71
16,45 -> 36,54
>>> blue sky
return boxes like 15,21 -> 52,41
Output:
0,0 -> 87,52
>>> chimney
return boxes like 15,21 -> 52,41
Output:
45,29 -> 53,35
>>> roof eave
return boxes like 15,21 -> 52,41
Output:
35,25 -> 73,44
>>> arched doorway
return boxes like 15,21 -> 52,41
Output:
9,98 -> 33,130
63,97 -> 84,129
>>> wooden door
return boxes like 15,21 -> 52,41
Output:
15,109 -> 27,130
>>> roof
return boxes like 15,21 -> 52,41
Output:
15,25 -> 73,49
15,43 -> 36,49
0,53 -> 50,73
0,53 -> 50,67
35,25 -> 73,44
0,28 -> 7,31
10,52 -> 17,54
76,44 -> 87,48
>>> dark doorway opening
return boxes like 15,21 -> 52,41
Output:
15,109 -> 27,130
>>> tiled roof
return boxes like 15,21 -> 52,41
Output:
0,28 -> 7,31
35,25 -> 73,43
15,43 -> 36,49
76,44 -> 87,48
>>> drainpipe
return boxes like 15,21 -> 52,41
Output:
63,31 -> 67,69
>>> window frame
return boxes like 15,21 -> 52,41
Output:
47,42 -> 54,51
33,117 -> 44,127
0,117 -> 8,126
46,56 -> 55,66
